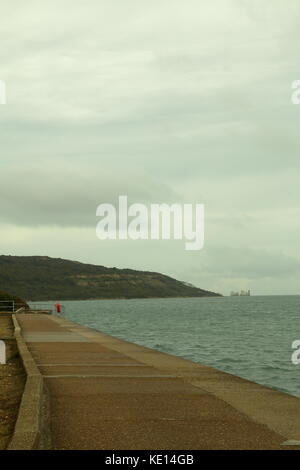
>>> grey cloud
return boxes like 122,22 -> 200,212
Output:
200,246 -> 300,279
0,0 -> 299,293
0,161 -> 180,227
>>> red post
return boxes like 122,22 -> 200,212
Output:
55,302 -> 61,313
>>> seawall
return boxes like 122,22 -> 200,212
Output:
11,313 -> 300,450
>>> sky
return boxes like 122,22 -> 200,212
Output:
0,0 -> 300,295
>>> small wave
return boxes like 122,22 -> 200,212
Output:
215,357 -> 243,364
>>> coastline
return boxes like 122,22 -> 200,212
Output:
30,295 -> 224,302
28,296 -> 300,399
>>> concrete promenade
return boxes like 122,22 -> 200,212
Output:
16,313 -> 300,450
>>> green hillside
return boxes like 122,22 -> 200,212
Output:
0,255 -> 221,301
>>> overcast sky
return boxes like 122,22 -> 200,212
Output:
1,0 -> 300,295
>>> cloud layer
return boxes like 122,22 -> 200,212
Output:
1,0 -> 300,294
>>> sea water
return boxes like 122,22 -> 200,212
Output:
31,296 -> 300,398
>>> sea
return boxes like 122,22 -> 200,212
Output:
31,295 -> 300,398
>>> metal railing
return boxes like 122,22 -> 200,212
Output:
29,303 -> 56,313
0,301 -> 26,312
29,303 -> 66,314
0,301 -> 64,314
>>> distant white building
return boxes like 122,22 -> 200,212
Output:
230,290 -> 251,296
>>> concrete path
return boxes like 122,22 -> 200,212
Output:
16,313 -> 300,450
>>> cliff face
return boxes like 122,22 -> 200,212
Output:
0,255 -> 221,301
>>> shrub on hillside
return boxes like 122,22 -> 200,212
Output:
0,290 -> 29,312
